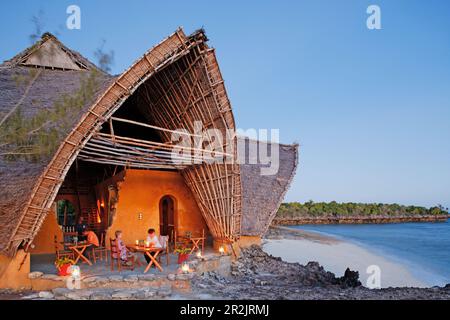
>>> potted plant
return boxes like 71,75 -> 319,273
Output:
55,257 -> 75,276
175,247 -> 191,264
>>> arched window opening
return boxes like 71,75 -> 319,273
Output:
56,199 -> 76,226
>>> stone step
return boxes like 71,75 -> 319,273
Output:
50,285 -> 173,300
82,272 -> 196,288
29,271 -> 196,291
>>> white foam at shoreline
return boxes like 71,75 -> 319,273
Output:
263,238 -> 428,288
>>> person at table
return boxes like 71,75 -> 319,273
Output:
75,216 -> 88,241
115,230 -> 136,266
83,230 -> 99,257
144,228 -> 162,264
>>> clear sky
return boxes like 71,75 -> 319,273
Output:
1,1 -> 449,208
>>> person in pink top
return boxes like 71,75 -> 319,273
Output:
114,230 -> 135,266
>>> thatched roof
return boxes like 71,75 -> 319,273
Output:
0,29 -> 298,255
0,35 -> 115,253
1,32 -> 98,71
239,138 -> 298,236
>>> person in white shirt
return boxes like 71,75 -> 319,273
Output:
144,228 -> 162,264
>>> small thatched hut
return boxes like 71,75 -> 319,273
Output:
0,28 -> 298,289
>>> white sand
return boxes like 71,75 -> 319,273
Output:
263,237 -> 427,288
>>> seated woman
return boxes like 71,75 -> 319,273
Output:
115,230 -> 136,266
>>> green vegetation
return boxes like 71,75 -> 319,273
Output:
56,199 -> 77,226
54,257 -> 74,269
0,70 -> 101,161
277,201 -> 449,219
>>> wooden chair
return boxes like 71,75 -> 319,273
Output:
92,232 -> 108,263
109,238 -> 134,271
173,229 -> 205,255
54,235 -> 74,260
189,229 -> 205,255
173,230 -> 190,253
158,235 -> 170,266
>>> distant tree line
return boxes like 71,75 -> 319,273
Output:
277,201 -> 449,218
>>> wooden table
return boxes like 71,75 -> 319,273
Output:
67,243 -> 92,266
127,245 -> 164,273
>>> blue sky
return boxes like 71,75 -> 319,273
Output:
1,1 -> 449,208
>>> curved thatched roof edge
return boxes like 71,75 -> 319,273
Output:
260,143 -> 299,235
239,139 -> 299,236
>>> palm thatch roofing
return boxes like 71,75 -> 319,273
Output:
0,34 -> 115,255
239,138 -> 298,236
0,28 -> 298,256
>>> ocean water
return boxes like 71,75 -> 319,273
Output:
291,221 -> 450,286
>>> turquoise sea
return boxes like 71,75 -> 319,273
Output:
291,221 -> 450,287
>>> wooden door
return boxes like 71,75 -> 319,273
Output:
160,196 -> 175,240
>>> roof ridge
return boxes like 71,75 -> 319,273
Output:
1,32 -> 102,73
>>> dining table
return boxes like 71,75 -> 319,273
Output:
127,245 -> 164,273
66,242 -> 92,266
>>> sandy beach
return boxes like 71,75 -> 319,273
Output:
263,226 -> 427,288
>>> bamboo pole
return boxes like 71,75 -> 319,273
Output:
110,116 -> 202,138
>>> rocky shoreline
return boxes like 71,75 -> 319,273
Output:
2,244 -> 449,300
191,245 -> 450,300
272,215 -> 449,225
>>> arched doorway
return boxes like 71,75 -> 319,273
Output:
159,195 -> 175,240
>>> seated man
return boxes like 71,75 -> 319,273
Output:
83,230 -> 99,259
75,216 -> 88,241
144,228 -> 162,264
